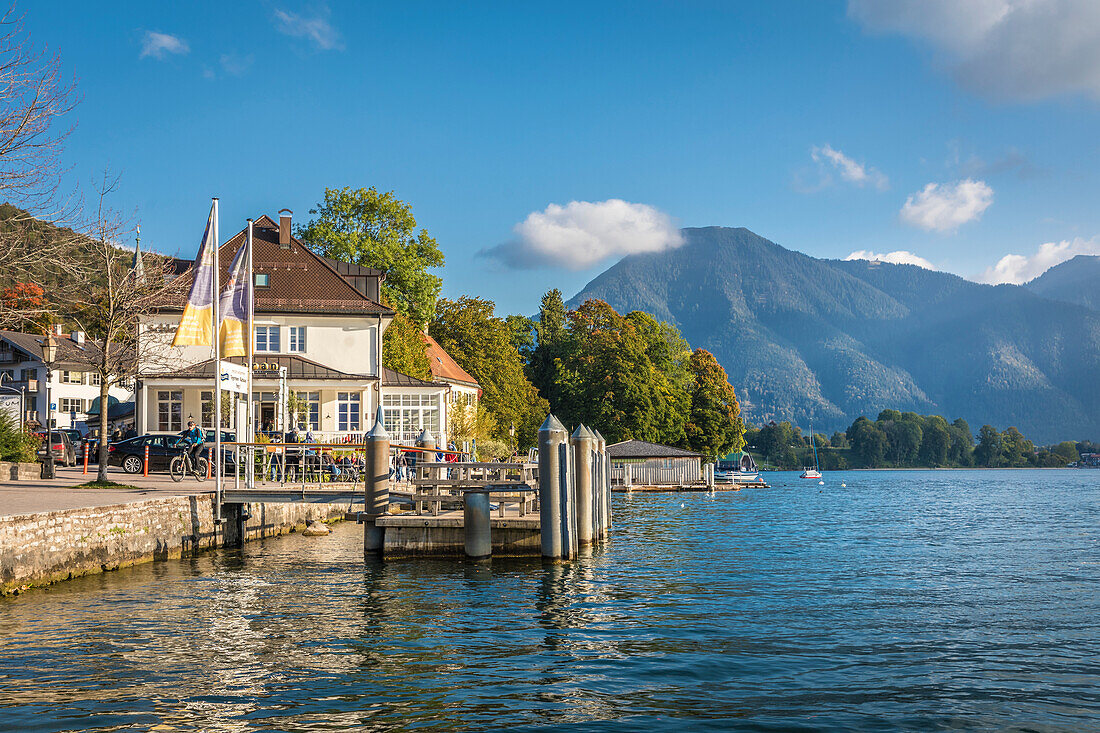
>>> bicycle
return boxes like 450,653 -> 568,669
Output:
169,442 -> 209,482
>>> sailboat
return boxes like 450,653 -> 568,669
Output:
800,423 -> 822,479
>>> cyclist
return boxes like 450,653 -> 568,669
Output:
178,420 -> 205,470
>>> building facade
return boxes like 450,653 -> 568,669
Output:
0,328 -> 134,433
136,212 -> 457,444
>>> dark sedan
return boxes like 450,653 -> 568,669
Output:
107,434 -> 236,474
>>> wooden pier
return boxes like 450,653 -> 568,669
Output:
218,411 -> 613,561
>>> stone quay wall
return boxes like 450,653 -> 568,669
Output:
0,494 -> 352,595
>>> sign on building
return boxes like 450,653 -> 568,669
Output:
0,394 -> 20,425
220,362 -> 249,394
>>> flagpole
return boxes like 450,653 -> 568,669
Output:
212,197 -> 222,522
246,219 -> 254,491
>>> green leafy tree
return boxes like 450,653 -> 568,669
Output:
430,296 -> 548,448
684,348 -> 745,457
504,314 -> 536,361
1051,441 -> 1079,463
758,421 -> 798,468
918,415 -> 951,466
948,418 -> 974,466
974,425 -> 1003,467
1001,426 -> 1035,466
382,309 -> 431,381
297,186 -> 445,325
528,289 -> 568,410
848,416 -> 887,467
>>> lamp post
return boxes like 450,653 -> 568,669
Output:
41,332 -> 57,479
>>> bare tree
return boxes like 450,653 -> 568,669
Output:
0,2 -> 81,328
64,171 -> 188,482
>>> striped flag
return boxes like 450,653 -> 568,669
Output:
218,238 -> 249,357
172,202 -> 217,347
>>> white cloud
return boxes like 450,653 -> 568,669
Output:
848,0 -> 1100,102
900,179 -> 993,233
845,250 -> 936,270
481,199 -> 683,270
811,144 -> 889,190
975,237 -> 1100,284
274,6 -> 342,50
140,31 -> 189,60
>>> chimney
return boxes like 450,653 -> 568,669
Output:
71,331 -> 85,345
279,209 -> 292,249
53,324 -> 63,336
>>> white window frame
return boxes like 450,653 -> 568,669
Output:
157,390 -> 183,431
289,326 -> 306,353
337,392 -> 361,431
60,370 -> 82,384
59,398 -> 83,414
255,325 -> 281,353
296,391 -> 320,430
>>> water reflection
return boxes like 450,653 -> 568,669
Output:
0,470 -> 1098,731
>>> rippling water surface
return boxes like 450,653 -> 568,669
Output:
2,469 -> 1098,731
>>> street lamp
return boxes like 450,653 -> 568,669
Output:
41,332 -> 58,479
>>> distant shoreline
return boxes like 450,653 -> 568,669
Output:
760,466 -> 1085,472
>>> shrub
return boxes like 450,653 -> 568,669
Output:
0,410 -> 39,463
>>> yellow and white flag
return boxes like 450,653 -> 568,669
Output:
172,202 -> 218,347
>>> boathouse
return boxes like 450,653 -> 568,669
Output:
607,439 -> 703,486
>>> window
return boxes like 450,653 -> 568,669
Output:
296,391 -> 320,430
255,325 -> 280,352
337,392 -> 360,431
382,393 -> 440,438
88,373 -> 101,386
59,398 -> 83,414
157,390 -> 183,431
60,370 -> 82,384
254,273 -> 269,288
201,390 -> 214,429
289,326 -> 306,353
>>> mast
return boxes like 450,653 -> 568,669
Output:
212,198 -> 222,518
246,219 -> 254,490
810,421 -> 818,470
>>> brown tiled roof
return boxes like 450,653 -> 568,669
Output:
160,214 -> 394,316
382,367 -> 441,388
422,333 -> 479,387
148,354 -> 375,381
606,439 -> 702,459
0,329 -> 107,370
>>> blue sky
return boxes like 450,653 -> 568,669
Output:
26,0 -> 1100,315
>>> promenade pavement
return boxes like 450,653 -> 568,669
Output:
0,466 -> 214,517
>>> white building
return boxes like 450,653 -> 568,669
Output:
0,327 -> 135,433
137,211 -> 464,444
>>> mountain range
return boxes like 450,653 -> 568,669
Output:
568,228 -> 1100,444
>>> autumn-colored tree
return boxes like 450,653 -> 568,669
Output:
684,348 -> 745,458
429,296 -> 547,448
0,282 -> 49,332
382,309 -> 431,381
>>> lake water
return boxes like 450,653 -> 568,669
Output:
2,469 -> 1098,731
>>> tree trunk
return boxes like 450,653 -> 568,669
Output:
96,378 -> 110,483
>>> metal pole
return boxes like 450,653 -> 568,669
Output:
212,197 -> 222,522
43,361 -> 54,479
571,424 -> 595,546
537,414 -> 567,560
246,219 -> 254,492
464,489 -> 492,560
364,405 -> 389,556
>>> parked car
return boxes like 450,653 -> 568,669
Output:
60,428 -> 85,457
106,433 -> 236,474
35,430 -> 77,467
